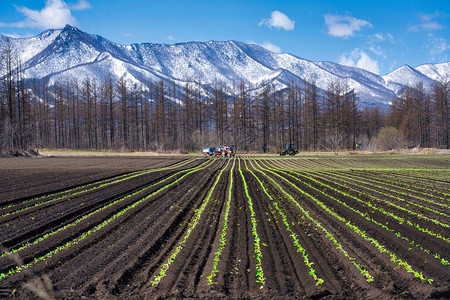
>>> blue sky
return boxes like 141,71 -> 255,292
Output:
0,0 -> 449,75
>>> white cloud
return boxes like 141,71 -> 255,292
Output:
0,0 -> 90,30
373,33 -> 384,41
419,11 -> 446,22
167,35 -> 174,41
386,33 -> 394,42
369,45 -> 385,58
339,53 -> 355,67
324,14 -> 372,38
371,32 -> 395,44
411,22 -> 444,31
70,0 -> 91,11
259,10 -> 295,31
339,48 -> 380,74
425,34 -> 449,60
410,11 -> 445,31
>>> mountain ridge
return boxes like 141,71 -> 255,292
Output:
1,25 -> 448,108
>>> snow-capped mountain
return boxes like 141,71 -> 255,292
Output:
382,65 -> 436,94
415,62 -> 450,82
1,25 -> 448,108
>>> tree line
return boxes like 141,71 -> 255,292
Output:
1,44 -> 449,153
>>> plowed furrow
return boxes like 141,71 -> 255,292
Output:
0,168 -> 194,248
221,167 -> 251,297
106,161 -> 224,296
332,170 -> 450,209
250,160 -> 383,297
52,168 -> 217,297
277,171 -> 450,279
146,165 -> 229,296
269,170 -> 441,284
289,171 -> 450,264
243,170 -> 310,296
0,158 -> 199,216
318,171 -> 450,225
0,160 -> 215,284
346,170 -> 450,198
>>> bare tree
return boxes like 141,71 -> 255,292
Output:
326,130 -> 346,155
433,79 -> 449,149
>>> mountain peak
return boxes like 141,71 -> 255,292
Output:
54,24 -> 99,47
1,26 -> 447,109
59,24 -> 83,36
57,24 -> 78,36
398,64 -> 414,71
62,24 -> 78,31
387,64 -> 430,77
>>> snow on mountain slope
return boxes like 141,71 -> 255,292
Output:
0,29 -> 62,63
416,62 -> 450,82
0,25 -> 448,108
382,65 -> 436,94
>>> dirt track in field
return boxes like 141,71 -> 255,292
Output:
0,155 -> 449,299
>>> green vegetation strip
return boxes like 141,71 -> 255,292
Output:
0,159 -> 197,218
207,159 -> 236,285
248,159 -> 373,283
238,157 -> 265,288
269,160 -> 450,235
338,170 -> 449,208
319,171 -> 450,221
348,169 -> 450,200
245,159 -> 324,285
254,159 -> 433,284
316,171 -> 449,229
0,160 -> 214,281
278,159 -> 450,209
1,159 -> 211,259
386,169 -> 450,187
316,172 -> 450,247
151,159 -> 231,286
260,160 -> 449,267
276,159 -> 450,230
320,170 -> 450,219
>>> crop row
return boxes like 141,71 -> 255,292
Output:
274,157 -> 449,178
251,158 -> 433,284
329,170 -> 449,209
386,169 -> 450,184
0,158 -> 197,219
243,159 -> 324,285
258,159 -> 449,267
0,159 -> 214,281
273,159 -> 449,228
343,169 -> 450,200
151,159 -> 231,286
1,159 -> 211,258
246,159 -> 374,283
317,171 -> 450,231
207,159 -> 236,285
238,157 -> 265,288
274,159 -> 449,231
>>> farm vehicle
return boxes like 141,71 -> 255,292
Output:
215,145 -> 235,157
277,144 -> 298,156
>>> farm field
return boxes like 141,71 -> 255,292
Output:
0,154 -> 449,299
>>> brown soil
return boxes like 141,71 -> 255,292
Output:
0,155 -> 448,299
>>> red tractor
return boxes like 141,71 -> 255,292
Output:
215,145 -> 235,157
